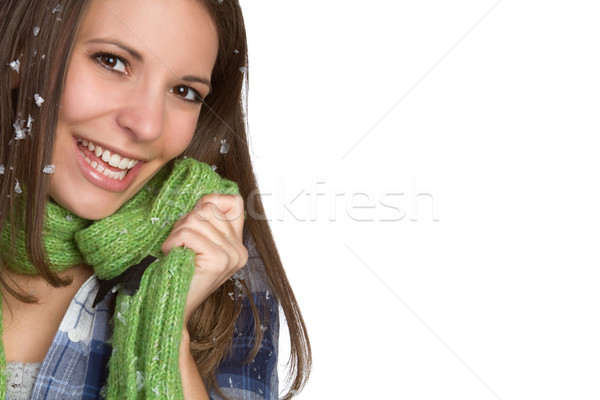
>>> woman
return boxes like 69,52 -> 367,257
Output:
0,0 -> 311,399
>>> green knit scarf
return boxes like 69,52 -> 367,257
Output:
0,158 -> 240,399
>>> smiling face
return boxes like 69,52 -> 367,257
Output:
48,0 -> 219,220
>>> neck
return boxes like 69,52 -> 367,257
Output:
1,264 -> 93,303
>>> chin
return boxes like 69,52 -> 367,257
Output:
50,194 -> 123,221
76,208 -> 120,221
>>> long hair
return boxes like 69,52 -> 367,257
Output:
0,0 -> 311,398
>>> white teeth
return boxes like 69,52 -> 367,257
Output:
108,153 -> 120,167
102,169 -> 126,180
79,138 -> 139,175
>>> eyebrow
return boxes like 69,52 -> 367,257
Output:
87,38 -> 143,60
85,38 -> 213,94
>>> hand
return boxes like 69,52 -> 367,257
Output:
161,193 -> 248,325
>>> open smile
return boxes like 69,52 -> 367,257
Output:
73,137 -> 146,192
77,138 -> 139,180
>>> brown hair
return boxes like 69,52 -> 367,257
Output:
0,0 -> 311,398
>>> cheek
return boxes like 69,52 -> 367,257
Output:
60,67 -> 108,123
164,111 -> 200,157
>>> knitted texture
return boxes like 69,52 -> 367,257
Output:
0,158 -> 241,399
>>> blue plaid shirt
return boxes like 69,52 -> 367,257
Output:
24,234 -> 279,400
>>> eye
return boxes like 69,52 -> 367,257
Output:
170,85 -> 203,103
94,53 -> 127,74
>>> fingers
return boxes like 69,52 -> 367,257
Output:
162,220 -> 247,270
199,193 -> 245,238
161,194 -> 248,321
161,193 -> 248,270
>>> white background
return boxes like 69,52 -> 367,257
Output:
240,1 -> 600,399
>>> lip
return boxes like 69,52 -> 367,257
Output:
73,137 -> 146,192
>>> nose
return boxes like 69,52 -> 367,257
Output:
115,82 -> 165,141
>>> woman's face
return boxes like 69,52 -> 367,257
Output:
49,0 -> 219,220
